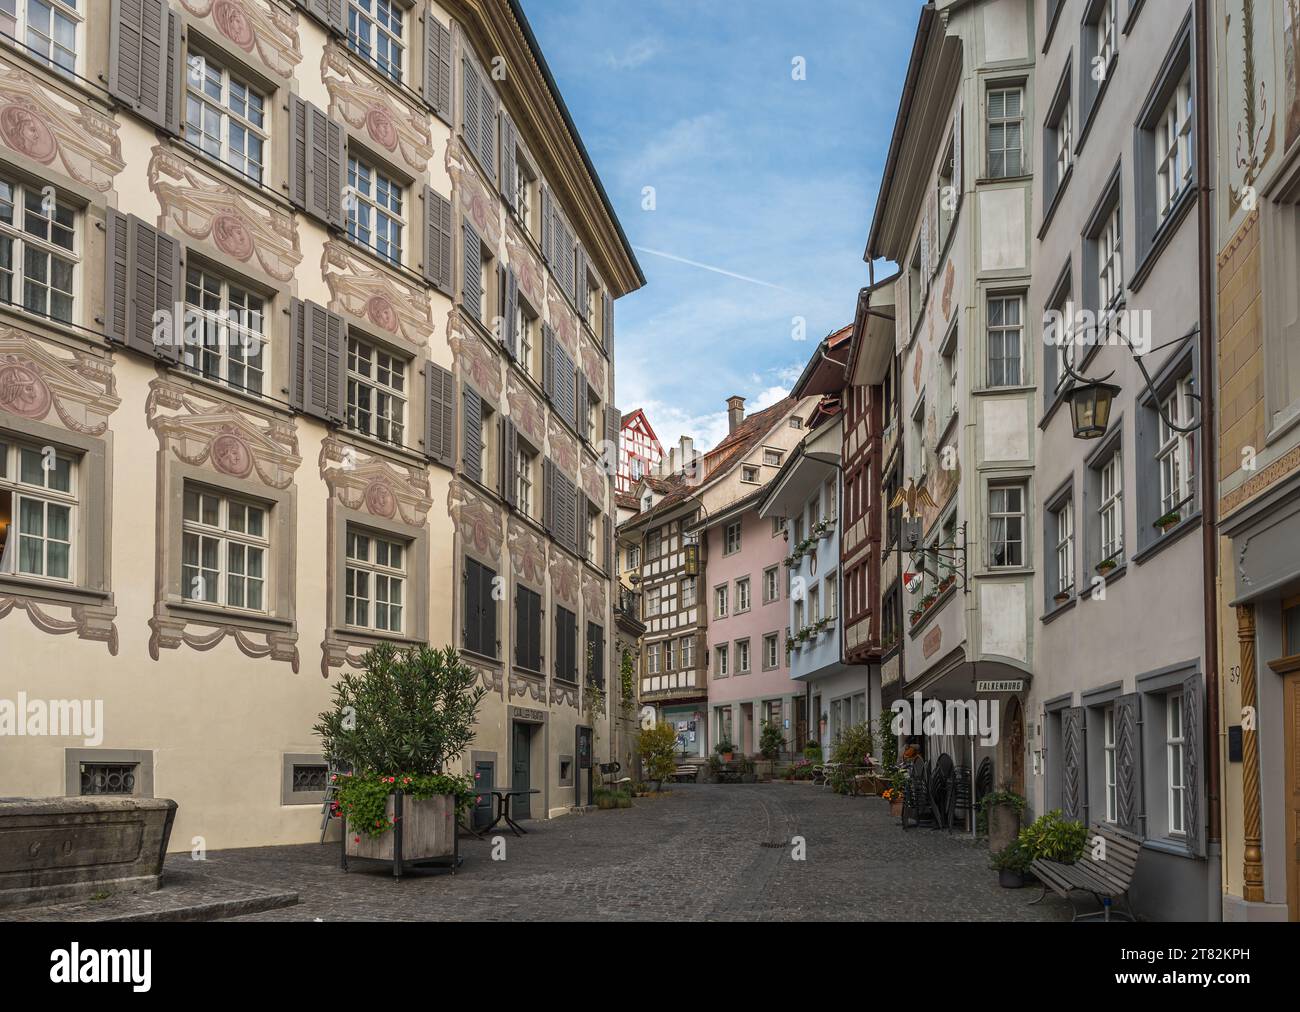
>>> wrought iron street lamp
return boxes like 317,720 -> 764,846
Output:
1067,380 -> 1122,439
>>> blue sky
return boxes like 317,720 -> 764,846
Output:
523,0 -> 923,451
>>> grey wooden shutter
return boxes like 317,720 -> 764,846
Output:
477,74 -> 495,179
953,105 -> 963,197
602,291 -> 614,354
109,0 -> 181,135
554,471 -> 577,554
288,96 -> 344,228
576,490 -> 589,561
553,341 -> 577,429
296,0 -> 345,33
290,299 -> 345,424
423,361 -> 455,466
554,212 -> 576,304
1182,673 -> 1204,856
461,56 -> 480,162
576,372 -> 589,442
500,113 -> 518,209
1114,693 -> 1143,835
501,417 -> 518,510
540,186 -> 552,265
576,245 -> 589,319
423,13 -> 452,122
606,406 -> 621,449
542,458 -> 555,537
1062,706 -> 1086,822
461,222 -> 482,313
422,186 -> 453,295
503,269 -> 519,359
462,385 -> 482,484
541,323 -> 555,401
103,210 -> 180,362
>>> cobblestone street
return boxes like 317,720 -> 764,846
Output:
179,783 -> 1074,921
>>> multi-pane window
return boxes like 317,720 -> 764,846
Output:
515,443 -> 535,517
735,639 -> 750,674
1,0 -> 78,74
0,176 -> 76,323
664,638 -> 675,671
808,584 -> 820,624
344,526 -> 405,633
763,449 -> 782,466
1098,205 -> 1123,314
645,588 -> 660,618
1156,72 -> 1193,220
647,527 -> 661,560
1055,99 -> 1072,182
346,0 -> 404,82
680,634 -> 694,669
715,585 -> 728,619
987,86 -> 1024,178
1095,0 -> 1117,70
680,577 -> 696,607
1055,498 -> 1074,594
647,642 -> 660,674
763,566 -> 779,604
185,54 -> 267,183
1167,692 -> 1185,835
826,573 -> 838,619
988,485 -> 1025,568
516,302 -> 537,377
515,156 -> 535,233
724,521 -> 741,554
184,268 -> 266,394
987,294 -> 1023,387
585,505 -> 597,561
346,337 -> 406,446
764,632 -> 778,669
1103,705 -> 1117,823
0,439 -> 75,581
714,644 -> 728,677
182,486 -> 267,611
626,545 -> 640,570
1157,378 -> 1195,523
346,156 -> 404,266
736,577 -> 751,612
1099,449 -> 1123,563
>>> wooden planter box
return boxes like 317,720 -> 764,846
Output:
342,793 -> 458,877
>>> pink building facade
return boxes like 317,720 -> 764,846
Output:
698,496 -> 806,757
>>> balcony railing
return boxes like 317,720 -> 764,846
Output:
616,587 -> 642,620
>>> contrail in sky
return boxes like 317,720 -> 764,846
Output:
633,246 -> 790,292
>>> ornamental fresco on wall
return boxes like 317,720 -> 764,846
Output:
449,478 -> 504,560
579,340 -> 606,393
580,456 -> 606,509
449,309 -> 503,403
1285,0 -> 1300,151
0,54 -> 124,190
507,517 -> 547,586
548,544 -> 579,608
509,670 -> 546,702
150,147 -> 301,282
550,680 -> 578,708
447,138 -> 501,251
0,328 -> 121,653
1223,0 -> 1277,216
322,241 -> 431,350
581,570 -> 606,620
546,286 -> 578,356
178,0 -> 303,78
505,372 -> 545,446
145,378 -> 302,670
547,415 -> 579,480
323,43 -> 434,172
503,222 -> 545,309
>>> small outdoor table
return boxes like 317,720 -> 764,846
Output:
481,788 -> 540,837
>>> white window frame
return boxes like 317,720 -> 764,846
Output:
181,486 -> 268,612
986,85 -> 1024,179
763,565 -> 779,604
1099,448 -> 1123,562
0,0 -> 79,75
1166,691 -> 1185,835
1103,704 -> 1117,823
1055,497 -> 1074,594
680,634 -> 694,669
988,483 -> 1026,568
1155,71 -> 1193,221
346,155 -> 405,267
1055,97 -> 1072,182
515,442 -> 536,518
1095,0 -> 1117,71
0,175 -> 77,324
714,643 -> 728,677
724,521 -> 741,554
714,584 -> 728,619
346,0 -> 405,83
346,335 -> 407,447
735,577 -> 751,613
647,642 -> 660,674
735,638 -> 750,674
1157,378 -> 1195,523
0,437 -> 76,583
987,293 -> 1024,388
344,525 -> 406,633
184,266 -> 266,395
1098,204 -> 1124,318
184,51 -> 268,183
680,576 -> 696,608
763,632 -> 778,669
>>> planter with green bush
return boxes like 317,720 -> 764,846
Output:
979,787 -> 1026,854
315,643 -> 484,874
990,840 -> 1034,888
1018,809 -> 1088,863
638,721 -> 679,791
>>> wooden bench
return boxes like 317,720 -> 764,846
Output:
599,762 -> 633,791
1030,822 -> 1142,921
669,765 -> 699,783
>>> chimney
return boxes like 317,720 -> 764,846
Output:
679,436 -> 697,479
727,395 -> 746,434
667,446 -> 679,475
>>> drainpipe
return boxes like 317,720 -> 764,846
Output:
1193,0 -> 1222,904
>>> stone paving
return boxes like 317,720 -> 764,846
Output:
180,782 -> 1072,922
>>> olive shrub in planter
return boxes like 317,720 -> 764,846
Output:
315,643 -> 486,876
979,787 -> 1026,855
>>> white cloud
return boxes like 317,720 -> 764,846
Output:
604,37 -> 661,70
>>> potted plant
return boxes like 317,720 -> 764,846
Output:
990,840 -> 1033,888
1019,809 -> 1088,863
1096,556 -> 1118,575
638,721 -> 678,793
714,739 -> 736,763
1154,509 -> 1182,532
979,786 -> 1026,855
884,769 -> 907,815
759,721 -> 785,763
315,644 -> 484,873
1053,588 -> 1072,605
